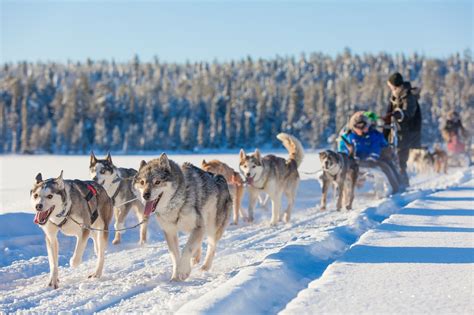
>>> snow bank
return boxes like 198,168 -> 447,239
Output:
282,169 -> 474,314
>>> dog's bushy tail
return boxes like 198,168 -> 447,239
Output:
277,133 -> 304,168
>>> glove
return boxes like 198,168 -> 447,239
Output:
392,108 -> 404,122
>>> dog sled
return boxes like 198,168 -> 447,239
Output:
334,116 -> 402,198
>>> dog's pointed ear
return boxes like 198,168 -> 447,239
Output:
90,151 -> 97,167
139,160 -> 147,171
159,153 -> 170,169
55,170 -> 65,190
255,149 -> 262,163
106,152 -> 113,164
202,159 -> 207,166
239,149 -> 246,161
35,173 -> 43,184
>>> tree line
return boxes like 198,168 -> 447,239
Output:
0,49 -> 472,154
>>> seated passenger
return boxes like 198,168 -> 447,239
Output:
338,111 -> 403,193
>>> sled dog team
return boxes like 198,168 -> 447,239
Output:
30,133 -> 309,288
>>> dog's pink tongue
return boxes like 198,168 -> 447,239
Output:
34,211 -> 47,224
247,177 -> 254,185
144,200 -> 155,217
34,212 -> 40,224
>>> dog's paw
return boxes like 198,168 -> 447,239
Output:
200,263 -> 212,272
320,205 -> 326,211
175,270 -> 190,281
269,220 -> 279,227
88,271 -> 102,279
282,213 -> 291,223
191,256 -> 201,266
241,216 -> 251,223
48,278 -> 59,289
176,263 -> 191,281
345,206 -> 352,211
69,256 -> 82,268
138,239 -> 146,246
230,221 -> 238,226
112,238 -> 121,245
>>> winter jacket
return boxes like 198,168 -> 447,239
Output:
384,82 -> 422,150
339,128 -> 388,160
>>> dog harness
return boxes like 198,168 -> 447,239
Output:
84,183 -> 99,224
52,181 -> 99,228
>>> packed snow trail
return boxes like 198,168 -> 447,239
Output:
0,153 -> 472,314
282,169 -> 474,314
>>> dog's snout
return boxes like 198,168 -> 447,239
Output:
93,176 -> 98,182
143,191 -> 151,200
36,204 -> 43,211
246,173 -> 251,177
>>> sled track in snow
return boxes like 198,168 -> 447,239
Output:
0,168 -> 471,313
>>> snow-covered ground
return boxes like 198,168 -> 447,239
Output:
0,153 -> 472,314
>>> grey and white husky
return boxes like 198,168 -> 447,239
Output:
133,153 -> 232,281
90,152 -> 147,245
239,133 -> 304,225
30,171 -> 112,289
319,150 -> 359,211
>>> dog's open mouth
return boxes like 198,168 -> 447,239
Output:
144,192 -> 163,217
246,175 -> 255,185
34,206 -> 55,225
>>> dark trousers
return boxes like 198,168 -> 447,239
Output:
397,147 -> 410,186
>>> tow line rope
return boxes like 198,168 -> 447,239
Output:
70,216 -> 147,232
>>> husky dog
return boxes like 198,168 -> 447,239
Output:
201,159 -> 246,225
133,154 -> 232,281
90,152 -> 147,245
407,148 -> 434,174
30,171 -> 112,289
432,145 -> 448,174
319,150 -> 359,211
239,133 -> 304,225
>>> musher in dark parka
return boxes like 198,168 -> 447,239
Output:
384,72 -> 422,186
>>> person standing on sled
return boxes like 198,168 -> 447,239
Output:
384,72 -> 422,187
441,110 -> 471,164
339,112 -> 403,194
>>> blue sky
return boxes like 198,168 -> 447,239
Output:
1,0 -> 472,63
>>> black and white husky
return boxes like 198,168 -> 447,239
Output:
30,171 -> 112,289
319,150 -> 359,211
90,152 -> 147,245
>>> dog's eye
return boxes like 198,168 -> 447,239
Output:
154,180 -> 161,185
47,194 -> 53,199
140,180 -> 145,185
33,193 -> 38,199
252,165 -> 256,169
100,169 -> 106,174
